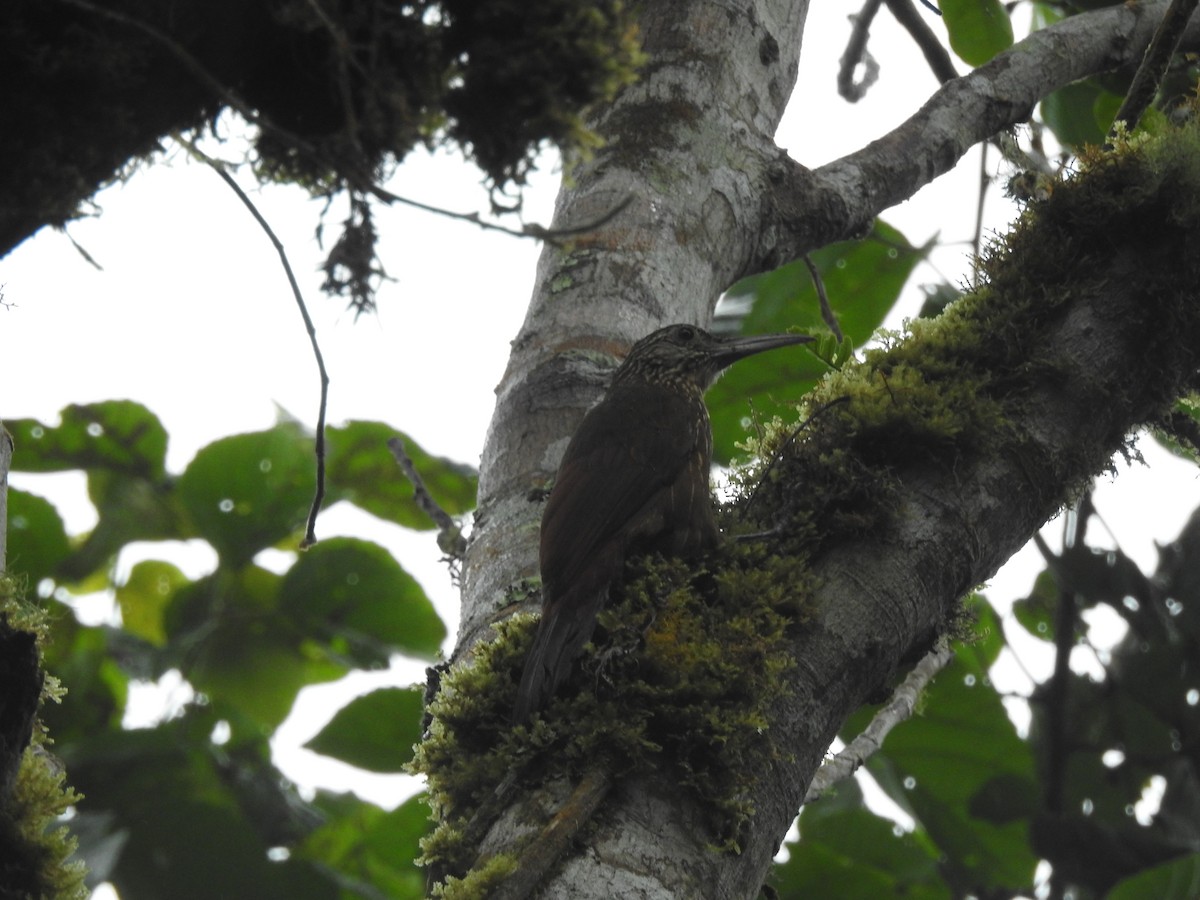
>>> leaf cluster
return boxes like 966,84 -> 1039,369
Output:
4,401 -> 478,899
772,500 -> 1200,900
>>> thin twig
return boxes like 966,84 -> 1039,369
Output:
1109,0 -> 1200,140
521,195 -> 636,241
972,140 -> 988,263
805,639 -> 955,804
365,182 -> 634,245
839,0 -> 884,102
1042,493 -> 1092,816
178,136 -> 330,549
802,255 -> 844,342
885,0 -> 958,83
387,437 -> 467,561
63,230 -> 104,271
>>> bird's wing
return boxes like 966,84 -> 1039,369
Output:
539,382 -> 703,591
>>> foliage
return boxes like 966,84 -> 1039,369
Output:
6,1 -> 1200,898
771,517 -> 1200,900
5,402 -> 477,898
711,220 -> 928,463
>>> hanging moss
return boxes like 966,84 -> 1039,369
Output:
2,0 -> 644,288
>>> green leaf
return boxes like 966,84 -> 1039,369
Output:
326,421 -> 477,529
177,422 -> 316,565
864,639 -> 1039,891
775,790 -> 949,900
6,489 -> 71,586
727,221 -> 924,343
165,566 -> 343,730
6,401 -> 167,477
305,687 -> 424,772
711,222 -> 925,462
61,472 -> 186,581
280,537 -> 446,662
191,620 -> 312,729
116,560 -> 189,647
1040,79 -> 1114,150
941,0 -> 1014,66
960,594 -> 1008,671
1030,1 -> 1065,30
300,792 -> 429,899
1107,854 -> 1200,900
66,721 -> 338,900
1011,569 -> 1058,641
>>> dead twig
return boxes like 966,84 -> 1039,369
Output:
839,0 -> 884,102
885,0 -> 957,84
804,639 -> 954,804
178,136 -> 330,549
802,255 -> 845,343
387,437 -> 467,562
1109,0 -> 1200,140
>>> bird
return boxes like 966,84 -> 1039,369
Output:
513,323 -> 813,723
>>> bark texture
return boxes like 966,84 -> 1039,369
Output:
452,2 -> 1200,897
461,0 -> 813,648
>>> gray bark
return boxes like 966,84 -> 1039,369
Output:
450,2 -> 1200,897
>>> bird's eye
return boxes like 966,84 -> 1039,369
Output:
678,326 -> 695,341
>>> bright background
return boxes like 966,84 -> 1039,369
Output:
3,2 -> 1198,823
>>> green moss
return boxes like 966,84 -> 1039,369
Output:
737,113 -> 1200,561
549,273 -> 576,294
433,853 -> 519,900
0,578 -> 88,900
412,545 -> 813,886
417,113 -> 1200,891
440,0 -> 645,187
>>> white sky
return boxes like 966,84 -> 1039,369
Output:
3,3 -> 1199,821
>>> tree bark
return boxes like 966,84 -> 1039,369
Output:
450,1 -> 1200,897
1,424 -> 9,572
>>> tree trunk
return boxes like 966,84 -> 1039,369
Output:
443,1 -> 1200,897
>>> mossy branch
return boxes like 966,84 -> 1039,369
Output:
417,117 -> 1200,897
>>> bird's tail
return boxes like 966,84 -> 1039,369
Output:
512,587 -> 606,724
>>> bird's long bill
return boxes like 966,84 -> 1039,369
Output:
710,331 -> 815,371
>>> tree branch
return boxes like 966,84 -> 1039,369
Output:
839,0 -> 884,102
471,124 -> 1200,897
804,640 -> 955,805
885,0 -> 958,85
1110,0 -> 1200,136
758,1 -> 1200,272
449,0 -> 1200,892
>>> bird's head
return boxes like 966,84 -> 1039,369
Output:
612,324 -> 813,393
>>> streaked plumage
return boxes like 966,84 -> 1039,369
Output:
513,324 -> 812,723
